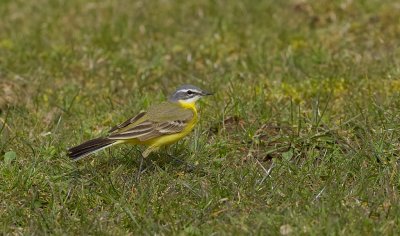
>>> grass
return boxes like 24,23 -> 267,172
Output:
1,0 -> 400,234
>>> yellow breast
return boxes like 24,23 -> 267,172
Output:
145,100 -> 198,147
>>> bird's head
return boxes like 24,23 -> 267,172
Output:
169,85 -> 213,104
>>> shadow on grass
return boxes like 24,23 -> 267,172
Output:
69,145 -> 208,182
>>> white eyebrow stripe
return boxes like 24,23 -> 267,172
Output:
177,89 -> 201,94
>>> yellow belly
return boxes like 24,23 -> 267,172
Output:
146,118 -> 197,147
126,100 -> 198,149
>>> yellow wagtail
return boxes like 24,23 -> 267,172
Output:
67,85 -> 213,160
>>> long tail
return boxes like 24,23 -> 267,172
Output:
67,137 -> 118,161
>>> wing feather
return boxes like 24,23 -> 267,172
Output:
109,129 -> 152,139
109,111 -> 147,133
107,102 -> 194,141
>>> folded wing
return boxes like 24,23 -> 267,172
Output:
108,102 -> 193,141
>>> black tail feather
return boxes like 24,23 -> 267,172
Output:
67,137 -> 116,160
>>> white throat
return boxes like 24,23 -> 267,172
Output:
181,96 -> 201,103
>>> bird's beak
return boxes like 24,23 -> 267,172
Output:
202,90 -> 214,96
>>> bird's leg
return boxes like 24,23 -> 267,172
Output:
136,154 -> 145,182
142,145 -> 158,158
166,148 -> 196,172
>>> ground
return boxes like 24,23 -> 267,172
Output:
1,0 -> 400,235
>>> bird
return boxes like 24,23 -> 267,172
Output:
67,85 -> 213,161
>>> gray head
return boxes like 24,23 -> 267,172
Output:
169,84 -> 213,103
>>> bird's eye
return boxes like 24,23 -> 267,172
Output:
187,90 -> 193,95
